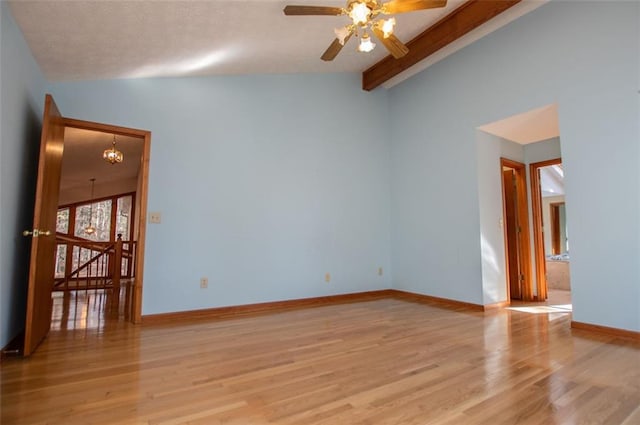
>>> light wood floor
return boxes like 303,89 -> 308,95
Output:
2,296 -> 639,424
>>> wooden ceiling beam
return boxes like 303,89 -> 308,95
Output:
362,0 -> 522,91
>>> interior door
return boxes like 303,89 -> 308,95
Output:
23,94 -> 65,356
503,169 -> 522,300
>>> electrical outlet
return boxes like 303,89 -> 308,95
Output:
325,273 -> 331,283
378,267 -> 383,276
200,277 -> 208,289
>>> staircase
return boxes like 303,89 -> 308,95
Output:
54,233 -> 136,292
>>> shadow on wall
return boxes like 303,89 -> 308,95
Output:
6,103 -> 42,340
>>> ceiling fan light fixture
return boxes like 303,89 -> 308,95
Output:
380,17 -> 396,38
103,134 -> 124,164
283,0 -> 448,61
358,33 -> 376,53
348,2 -> 372,26
334,26 -> 352,45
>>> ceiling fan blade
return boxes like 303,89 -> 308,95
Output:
283,5 -> 344,15
321,33 -> 353,61
372,27 -> 409,59
382,0 -> 447,14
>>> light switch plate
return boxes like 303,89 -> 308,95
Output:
149,212 -> 161,224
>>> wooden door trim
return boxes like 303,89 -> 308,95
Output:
133,132 -> 151,324
500,158 -> 533,301
529,158 -> 561,301
62,117 -> 151,324
500,168 -> 514,301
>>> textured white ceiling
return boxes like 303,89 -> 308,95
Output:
8,0 -> 466,82
478,104 -> 560,145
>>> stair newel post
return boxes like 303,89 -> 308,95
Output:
113,234 -> 123,294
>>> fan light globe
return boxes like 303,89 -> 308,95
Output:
358,33 -> 376,52
381,17 -> 396,38
334,26 -> 352,45
348,2 -> 371,26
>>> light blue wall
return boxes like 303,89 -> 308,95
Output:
2,1 -> 638,340
389,1 -> 639,331
500,137 -> 524,164
476,133 -> 525,305
0,2 -> 48,348
524,137 -> 561,165
49,74 -> 392,314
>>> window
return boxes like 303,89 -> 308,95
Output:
55,193 -> 136,280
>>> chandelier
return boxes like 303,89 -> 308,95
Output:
103,134 -> 123,164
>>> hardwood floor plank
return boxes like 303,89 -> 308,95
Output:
2,298 -> 639,424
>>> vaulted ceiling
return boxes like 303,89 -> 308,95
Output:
9,0 -> 545,90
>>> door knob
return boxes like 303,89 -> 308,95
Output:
22,229 -> 51,237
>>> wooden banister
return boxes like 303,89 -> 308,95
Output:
112,235 -> 123,292
54,234 -> 137,291
65,244 -> 114,279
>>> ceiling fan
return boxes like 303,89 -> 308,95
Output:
283,0 -> 447,61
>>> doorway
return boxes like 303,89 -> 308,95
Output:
530,158 -> 571,305
57,118 -> 151,327
22,95 -> 151,355
500,158 -> 533,301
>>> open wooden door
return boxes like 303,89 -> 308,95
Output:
502,169 -> 522,300
23,94 -> 65,356
500,158 -> 533,301
530,158 -> 562,302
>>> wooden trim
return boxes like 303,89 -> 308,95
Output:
126,193 -> 136,277
65,205 -> 76,281
515,163 -> 532,300
483,300 -> 510,310
142,290 -> 516,325
529,158 -> 561,302
128,193 -> 136,244
109,194 -> 118,244
389,290 -> 485,311
132,131 -> 151,324
58,191 -> 136,210
500,159 -> 533,301
500,158 -> 524,171
549,202 -> 564,255
571,321 -> 640,342
500,162 -> 514,301
142,290 -> 396,324
362,0 -> 522,91
63,117 -> 150,138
